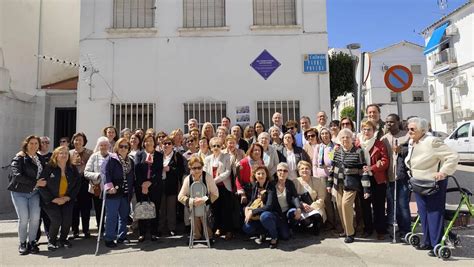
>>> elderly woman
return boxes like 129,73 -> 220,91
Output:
280,132 -> 311,180
257,132 -> 280,178
102,126 -> 119,152
201,122 -> 215,141
183,136 -> 199,160
8,136 -> 47,255
405,117 -> 458,256
303,127 -> 320,162
356,120 -> 389,240
196,137 -> 211,162
84,136 -> 110,233
269,126 -> 284,153
134,134 -> 164,242
102,138 -> 135,248
204,137 -> 233,240
216,126 -> 228,142
69,132 -> 94,240
170,129 -> 185,154
294,161 -> 326,235
222,135 -> 245,177
327,128 -> 371,243
236,143 -> 264,204
120,128 -> 132,140
178,156 -> 219,243
40,146 -> 80,251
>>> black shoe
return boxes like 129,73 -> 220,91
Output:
28,241 -> 40,254
344,235 -> 355,243
104,240 -> 117,248
151,235 -> 158,241
361,231 -> 372,238
47,241 -> 58,251
428,250 -> 436,257
68,233 -> 80,240
416,244 -> 433,251
138,236 -> 145,242
84,232 -> 91,239
269,239 -> 278,249
117,238 -> 130,244
62,240 -> 72,248
19,242 -> 29,255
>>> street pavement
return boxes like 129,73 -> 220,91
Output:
1,164 -> 473,266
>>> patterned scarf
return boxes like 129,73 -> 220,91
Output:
118,154 -> 131,175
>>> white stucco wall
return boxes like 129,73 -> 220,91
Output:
78,0 -> 331,143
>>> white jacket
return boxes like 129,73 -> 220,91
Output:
84,152 -> 109,194
203,153 -> 232,192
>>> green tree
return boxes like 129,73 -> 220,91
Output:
340,106 -> 356,121
329,52 -> 355,108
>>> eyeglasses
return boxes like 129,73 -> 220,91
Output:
212,144 -> 221,148
41,141 -> 50,144
277,169 -> 289,173
307,134 -> 316,138
60,140 -> 67,143
163,142 -> 172,146
408,127 -> 416,132
119,145 -> 129,149
191,166 -> 203,170
287,127 -> 295,130
341,122 -> 351,126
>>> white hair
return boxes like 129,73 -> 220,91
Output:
94,136 -> 110,152
337,128 -> 354,143
407,117 -> 429,133
268,126 -> 281,134
277,162 -> 289,170
258,132 -> 270,140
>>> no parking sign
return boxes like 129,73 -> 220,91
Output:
384,65 -> 413,93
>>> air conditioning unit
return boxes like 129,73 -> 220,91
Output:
381,65 -> 389,71
453,76 -> 467,87
445,25 -> 458,36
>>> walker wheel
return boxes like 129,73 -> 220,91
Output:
409,234 -> 420,247
404,233 -> 412,244
439,246 -> 451,259
433,244 -> 442,257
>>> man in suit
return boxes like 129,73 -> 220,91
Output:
270,112 -> 286,138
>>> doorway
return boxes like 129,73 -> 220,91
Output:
54,108 -> 76,148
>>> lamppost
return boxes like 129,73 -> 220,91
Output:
346,43 -> 364,132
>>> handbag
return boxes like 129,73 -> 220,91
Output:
408,177 -> 439,196
134,199 -> 156,220
248,197 -> 264,221
92,184 -> 101,197
300,191 -> 314,205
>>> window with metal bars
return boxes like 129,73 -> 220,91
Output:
111,103 -> 156,131
113,0 -> 155,28
256,100 -> 300,129
253,0 -> 296,26
412,91 -> 424,102
183,101 -> 227,132
183,0 -> 226,28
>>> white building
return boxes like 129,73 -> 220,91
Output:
0,0 -> 80,212
331,41 -> 430,121
78,0 -> 331,143
422,1 -> 473,132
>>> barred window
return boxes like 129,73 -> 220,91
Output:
111,103 -> 156,131
113,0 -> 155,28
183,101 -> 227,132
257,100 -> 300,129
412,91 -> 424,102
253,0 -> 296,26
183,0 -> 226,28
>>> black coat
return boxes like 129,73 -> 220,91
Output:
39,164 -> 80,206
238,138 -> 249,153
134,150 -> 163,202
248,180 -> 279,216
162,151 -> 186,196
270,179 -> 301,215
396,142 -> 410,181
278,146 -> 311,165
8,153 -> 46,193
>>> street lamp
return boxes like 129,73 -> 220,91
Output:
346,43 -> 364,132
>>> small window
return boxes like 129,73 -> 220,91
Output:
453,123 -> 469,139
390,92 -> 398,102
183,101 -> 227,132
111,103 -> 156,131
183,0 -> 226,28
411,65 -> 422,74
256,100 -> 300,129
113,0 -> 155,28
253,0 -> 296,26
412,91 -> 424,102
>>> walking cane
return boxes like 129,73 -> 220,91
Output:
392,139 -> 398,244
95,185 -> 107,256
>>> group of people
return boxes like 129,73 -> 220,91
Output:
7,105 -> 459,257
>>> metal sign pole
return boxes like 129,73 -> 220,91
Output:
356,52 -> 365,132
397,93 -> 403,120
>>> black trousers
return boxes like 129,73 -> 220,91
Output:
136,188 -> 161,236
43,201 -> 74,242
361,177 -> 387,235
92,194 -> 104,230
36,208 -> 51,242
211,185 -> 233,233
72,181 -> 92,234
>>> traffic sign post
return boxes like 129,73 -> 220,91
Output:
384,65 -> 413,119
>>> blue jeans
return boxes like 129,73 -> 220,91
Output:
386,179 -> 411,235
11,191 -> 41,243
105,196 -> 130,242
242,211 -> 290,240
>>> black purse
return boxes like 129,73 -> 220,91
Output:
408,177 -> 439,196
300,191 -> 313,205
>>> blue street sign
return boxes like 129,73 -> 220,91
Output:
250,50 -> 281,80
303,54 -> 327,73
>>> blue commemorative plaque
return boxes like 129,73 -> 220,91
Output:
303,54 -> 327,73
250,50 -> 281,80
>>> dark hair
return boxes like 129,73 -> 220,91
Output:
102,126 -> 119,141
72,132 -> 88,146
142,133 -> 156,149
246,143 -> 264,161
387,113 -> 400,122
222,116 -> 231,124
285,120 -> 298,129
113,138 -> 131,153
21,135 -> 41,154
283,132 -> 296,148
366,104 -> 381,113
300,116 -> 311,124
130,133 -> 142,149
340,117 -> 355,130
253,120 -> 266,136
329,120 -> 340,128
250,165 -> 270,183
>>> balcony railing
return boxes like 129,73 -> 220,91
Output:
431,48 -> 457,71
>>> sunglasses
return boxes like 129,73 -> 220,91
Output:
212,144 -> 221,148
277,169 -> 289,173
287,127 -> 295,130
119,145 -> 129,149
60,140 -> 68,143
341,122 -> 351,126
163,142 -> 172,146
307,134 -> 316,138
191,166 -> 203,170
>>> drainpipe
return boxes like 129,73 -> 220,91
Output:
36,0 -> 43,90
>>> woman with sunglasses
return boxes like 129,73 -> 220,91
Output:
183,136 -> 199,160
158,136 -> 185,237
178,156 -> 219,243
203,137 -> 233,240
102,138 -> 135,248
302,127 -> 320,162
134,134 -> 163,242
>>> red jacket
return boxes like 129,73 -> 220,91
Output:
236,157 -> 252,193
368,140 -> 389,184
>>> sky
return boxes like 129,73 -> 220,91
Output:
327,0 -> 468,52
